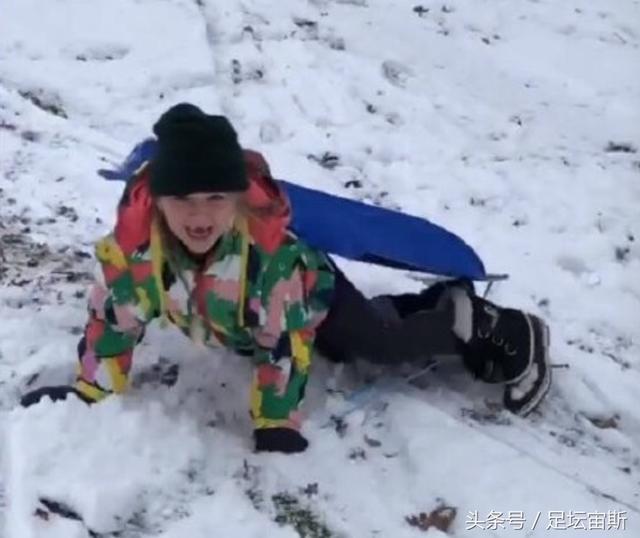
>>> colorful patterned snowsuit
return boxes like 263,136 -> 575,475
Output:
74,152 -> 335,430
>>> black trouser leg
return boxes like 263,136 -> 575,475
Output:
315,267 -> 462,364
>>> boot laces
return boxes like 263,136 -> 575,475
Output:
477,304 -> 499,338
477,305 -> 517,356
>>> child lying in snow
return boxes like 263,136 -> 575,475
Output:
21,104 -> 551,453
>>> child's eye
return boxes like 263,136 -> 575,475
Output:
207,194 -> 227,201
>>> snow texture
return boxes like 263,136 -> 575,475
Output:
1,0 -> 639,536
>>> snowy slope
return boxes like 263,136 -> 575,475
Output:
1,0 -> 639,536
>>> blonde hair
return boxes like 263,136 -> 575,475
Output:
152,193 -> 249,237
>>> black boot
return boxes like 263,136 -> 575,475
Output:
502,313 -> 552,416
452,291 -> 552,416
467,298 -> 534,383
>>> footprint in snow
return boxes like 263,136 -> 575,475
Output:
291,16 -> 346,50
556,254 -> 588,276
381,60 -> 413,88
230,59 -> 265,85
292,17 -> 319,41
71,44 -> 129,62
259,122 -> 283,144
334,0 -> 368,6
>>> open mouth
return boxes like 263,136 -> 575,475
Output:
185,226 -> 214,241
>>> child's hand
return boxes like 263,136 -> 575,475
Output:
254,427 -> 308,454
20,385 -> 95,408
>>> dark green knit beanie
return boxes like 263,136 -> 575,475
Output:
149,103 -> 248,196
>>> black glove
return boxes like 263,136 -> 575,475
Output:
254,427 -> 309,454
20,385 -> 95,408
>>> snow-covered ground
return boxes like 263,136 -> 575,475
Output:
1,0 -> 639,536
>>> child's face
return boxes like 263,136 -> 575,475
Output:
157,192 -> 239,255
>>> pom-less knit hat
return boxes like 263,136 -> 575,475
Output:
149,103 -> 248,196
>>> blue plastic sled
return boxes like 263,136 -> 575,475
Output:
99,139 -> 505,282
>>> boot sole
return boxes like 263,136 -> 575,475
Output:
505,315 -> 552,417
506,313 -> 537,385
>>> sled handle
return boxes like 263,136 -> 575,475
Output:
482,273 -> 510,298
408,272 -> 509,299
482,273 -> 510,282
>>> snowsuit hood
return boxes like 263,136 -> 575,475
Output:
114,149 -> 292,256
